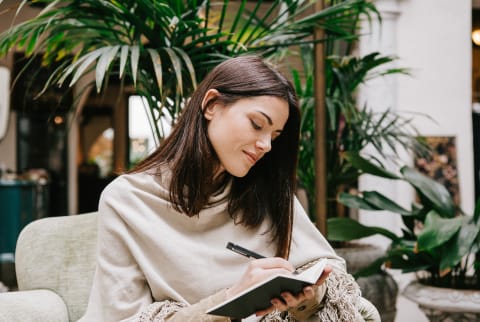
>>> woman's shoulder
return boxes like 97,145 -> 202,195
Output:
97,170 -> 171,221
100,169 -> 169,201
102,171 -> 151,193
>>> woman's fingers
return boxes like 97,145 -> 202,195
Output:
227,257 -> 295,298
302,285 -> 316,299
273,265 -> 333,313
255,305 -> 276,316
281,291 -> 306,307
315,265 -> 332,286
271,298 -> 288,311
233,260 -> 333,316
249,257 -> 295,272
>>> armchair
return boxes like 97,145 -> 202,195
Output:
0,212 -> 97,322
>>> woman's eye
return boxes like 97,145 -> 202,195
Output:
250,119 -> 262,130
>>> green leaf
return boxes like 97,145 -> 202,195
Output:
344,152 -> 400,179
401,167 -> 456,218
417,211 -> 463,251
119,45 -> 129,79
327,217 -> 399,242
338,192 -> 379,211
25,27 -> 42,56
440,219 -> 480,270
147,48 -> 163,95
353,256 -> 386,278
164,47 -> 183,96
173,47 -> 197,90
96,45 -> 120,93
362,191 -> 411,215
385,247 -> 433,272
130,45 -> 140,86
66,47 -> 106,87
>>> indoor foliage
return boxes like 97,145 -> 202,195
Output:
329,152 -> 480,289
293,46 -> 428,218
0,0 -> 378,141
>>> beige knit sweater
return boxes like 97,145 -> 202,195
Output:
78,170 -> 367,322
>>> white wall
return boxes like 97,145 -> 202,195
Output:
357,0 -> 474,247
396,0 -> 474,213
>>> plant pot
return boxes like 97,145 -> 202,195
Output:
403,280 -> 480,321
335,243 -> 398,322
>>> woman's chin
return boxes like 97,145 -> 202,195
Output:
225,166 -> 251,178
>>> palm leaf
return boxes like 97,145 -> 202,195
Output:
96,45 -> 120,92
147,49 -> 163,96
119,45 -> 129,78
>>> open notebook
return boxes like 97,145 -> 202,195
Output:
206,258 -> 327,319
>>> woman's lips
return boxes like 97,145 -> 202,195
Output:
243,151 -> 259,164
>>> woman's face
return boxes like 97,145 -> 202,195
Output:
203,91 -> 289,177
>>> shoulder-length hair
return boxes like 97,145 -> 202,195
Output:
132,55 -> 300,258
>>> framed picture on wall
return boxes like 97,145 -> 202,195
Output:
414,136 -> 460,207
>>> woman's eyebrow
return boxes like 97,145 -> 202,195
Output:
257,110 -> 283,133
257,111 -> 273,125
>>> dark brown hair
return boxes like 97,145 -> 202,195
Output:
131,55 -> 300,258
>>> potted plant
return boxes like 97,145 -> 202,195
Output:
329,152 -> 480,321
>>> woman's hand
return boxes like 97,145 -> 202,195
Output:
226,258 -> 333,317
226,257 -> 295,301
255,265 -> 333,316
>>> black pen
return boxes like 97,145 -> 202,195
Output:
226,242 -> 266,259
226,242 -> 300,275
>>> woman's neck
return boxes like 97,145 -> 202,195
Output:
210,171 -> 230,196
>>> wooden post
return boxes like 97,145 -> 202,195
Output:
314,0 -> 327,235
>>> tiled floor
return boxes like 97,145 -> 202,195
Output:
396,295 -> 428,322
392,271 -> 429,322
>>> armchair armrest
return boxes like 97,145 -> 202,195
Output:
358,296 -> 381,322
0,289 -> 69,322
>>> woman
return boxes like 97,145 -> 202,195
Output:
80,56 -> 379,321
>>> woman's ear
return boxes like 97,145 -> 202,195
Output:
202,89 -> 220,120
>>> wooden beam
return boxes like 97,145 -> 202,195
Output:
314,0 -> 327,235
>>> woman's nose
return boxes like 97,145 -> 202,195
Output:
256,136 -> 272,153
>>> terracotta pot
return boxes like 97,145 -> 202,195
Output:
403,280 -> 480,321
